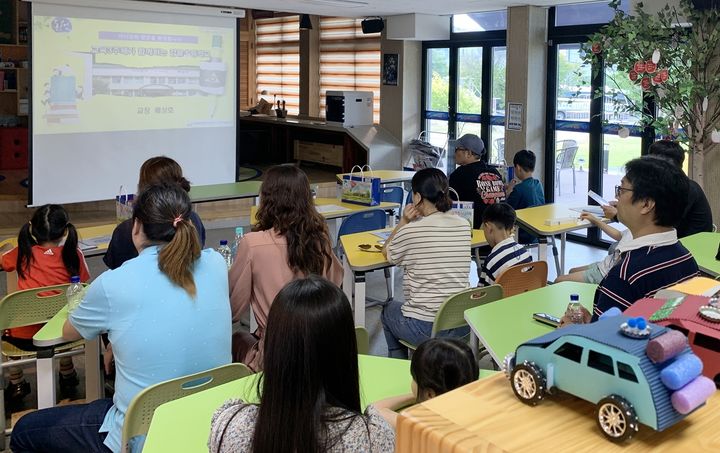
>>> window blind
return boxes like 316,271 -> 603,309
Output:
319,17 -> 381,123
256,16 -> 300,115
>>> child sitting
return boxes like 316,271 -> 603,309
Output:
505,149 -> 544,244
375,337 -> 478,428
555,212 -> 631,284
478,203 -> 532,287
0,204 -> 90,402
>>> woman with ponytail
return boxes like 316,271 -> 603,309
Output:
11,183 -> 231,453
0,204 -> 89,402
381,168 -> 472,359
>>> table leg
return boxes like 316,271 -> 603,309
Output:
342,254 -> 353,303
469,332 -> 479,359
548,235 -> 562,276
354,272 -> 367,328
560,232 -> 567,275
36,348 -> 56,409
538,237 -> 548,263
85,337 -> 103,403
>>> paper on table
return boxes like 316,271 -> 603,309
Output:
570,206 -> 604,216
588,190 -> 610,206
316,204 -> 351,214
79,235 -> 111,251
372,231 -> 391,240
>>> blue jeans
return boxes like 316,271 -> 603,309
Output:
10,398 -> 113,453
381,301 -> 470,359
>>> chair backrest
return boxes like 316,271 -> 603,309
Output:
405,190 -> 413,206
355,326 -> 369,355
495,261 -> 548,298
381,186 -> 404,206
337,209 -> 387,238
557,146 -> 578,170
431,285 -> 504,337
0,284 -> 73,330
121,362 -> 253,452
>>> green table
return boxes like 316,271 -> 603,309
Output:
680,232 -> 720,278
464,282 -> 597,365
189,181 -> 262,204
143,355 -> 411,452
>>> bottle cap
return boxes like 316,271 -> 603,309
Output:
220,240 -> 228,245
70,276 -> 80,283
570,294 -> 579,302
235,227 -> 244,235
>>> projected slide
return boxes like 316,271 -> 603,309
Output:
33,16 -> 235,134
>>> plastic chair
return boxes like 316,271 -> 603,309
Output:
495,261 -> 548,298
121,363 -> 253,453
0,284 -> 86,447
399,285 -> 504,351
555,140 -> 578,195
355,326 -> 370,355
405,190 -> 413,207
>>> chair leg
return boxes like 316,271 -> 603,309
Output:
572,167 -> 576,194
383,268 -> 393,300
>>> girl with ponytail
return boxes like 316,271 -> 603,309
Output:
380,168 -> 472,359
0,204 -> 90,402
11,183 -> 232,453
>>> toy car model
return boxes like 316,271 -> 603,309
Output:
505,316 -> 715,442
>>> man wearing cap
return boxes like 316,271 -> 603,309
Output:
448,134 -> 506,228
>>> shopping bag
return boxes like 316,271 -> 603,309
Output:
449,188 -> 474,228
341,165 -> 381,206
115,186 -> 135,224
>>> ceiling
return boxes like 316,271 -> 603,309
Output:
166,0 -> 602,17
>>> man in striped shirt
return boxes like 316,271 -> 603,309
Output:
591,157 -> 699,320
478,203 -> 533,286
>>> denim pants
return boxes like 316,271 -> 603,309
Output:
10,398 -> 113,453
381,301 -> 469,359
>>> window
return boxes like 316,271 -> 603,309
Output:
319,17 -> 381,123
555,1 -> 630,27
588,350 -> 614,375
453,11 -> 507,33
554,342 -> 583,363
256,16 -> 300,115
617,361 -> 638,383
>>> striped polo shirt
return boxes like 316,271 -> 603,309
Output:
592,231 -> 699,320
478,237 -> 533,287
386,211 -> 471,322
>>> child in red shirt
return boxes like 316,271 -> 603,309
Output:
1,204 -> 90,403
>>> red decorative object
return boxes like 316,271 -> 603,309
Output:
653,73 -> 664,85
641,77 -> 652,91
658,68 -> 669,82
634,60 -> 647,73
645,61 -> 657,73
591,42 -> 602,54
629,70 -> 639,82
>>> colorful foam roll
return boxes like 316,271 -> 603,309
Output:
646,330 -> 688,363
660,354 -> 703,390
671,376 -> 716,414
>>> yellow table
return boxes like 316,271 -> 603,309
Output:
396,373 -> 720,453
336,170 -> 416,185
515,203 -> 608,275
32,306 -> 103,410
340,228 -> 487,327
250,197 -> 400,223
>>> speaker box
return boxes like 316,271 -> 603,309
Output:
361,18 -> 384,34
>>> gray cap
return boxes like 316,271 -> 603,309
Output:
455,134 -> 485,157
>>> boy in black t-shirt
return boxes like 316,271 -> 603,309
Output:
448,134 -> 506,228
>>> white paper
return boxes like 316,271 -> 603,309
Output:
588,190 -> 610,206
372,230 -> 391,240
315,204 -> 351,214
570,206 -> 604,216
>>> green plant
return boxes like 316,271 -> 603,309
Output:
581,0 -> 720,184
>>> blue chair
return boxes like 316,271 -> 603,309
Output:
381,186 -> 405,224
405,190 -> 413,206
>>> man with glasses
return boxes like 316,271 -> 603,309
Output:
589,157 -> 699,321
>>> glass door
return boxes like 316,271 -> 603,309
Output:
424,47 -> 451,149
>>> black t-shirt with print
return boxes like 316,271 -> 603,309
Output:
449,161 -> 506,228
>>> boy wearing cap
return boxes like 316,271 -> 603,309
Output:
448,134 -> 505,228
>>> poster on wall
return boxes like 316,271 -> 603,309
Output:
507,102 -> 523,131
383,53 -> 398,86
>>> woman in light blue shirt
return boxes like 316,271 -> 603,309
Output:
11,183 -> 232,453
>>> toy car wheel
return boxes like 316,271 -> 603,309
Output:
596,395 -> 638,443
510,362 -> 545,406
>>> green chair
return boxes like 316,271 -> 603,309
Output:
399,284 -> 504,351
355,326 -> 370,355
0,284 -> 86,448
121,362 -> 253,453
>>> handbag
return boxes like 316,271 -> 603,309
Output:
115,185 -> 135,224
341,165 -> 381,206
449,187 -> 474,228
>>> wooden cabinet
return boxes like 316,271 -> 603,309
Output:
293,140 -> 344,168
0,0 -> 28,125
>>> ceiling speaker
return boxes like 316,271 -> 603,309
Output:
361,18 -> 384,34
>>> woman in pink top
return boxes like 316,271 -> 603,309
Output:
229,165 -> 342,370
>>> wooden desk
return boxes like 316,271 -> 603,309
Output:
515,204 -> 607,275
396,373 -> 720,453
188,181 -> 262,204
680,232 -> 720,278
341,228 -> 487,327
464,282 -> 597,365
336,170 -> 415,185
143,355 -> 412,453
32,306 -> 102,410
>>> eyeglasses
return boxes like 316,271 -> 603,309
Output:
614,185 -> 634,197
358,244 -> 383,252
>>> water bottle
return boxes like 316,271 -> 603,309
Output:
567,294 -> 584,324
66,276 -> 83,313
217,240 -> 232,269
231,227 -> 244,259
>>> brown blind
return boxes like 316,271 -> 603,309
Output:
256,16 -> 300,115
319,17 -> 381,123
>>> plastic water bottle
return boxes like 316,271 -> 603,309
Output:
66,276 -> 83,313
217,240 -> 232,269
567,294 -> 584,324
231,227 -> 244,259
